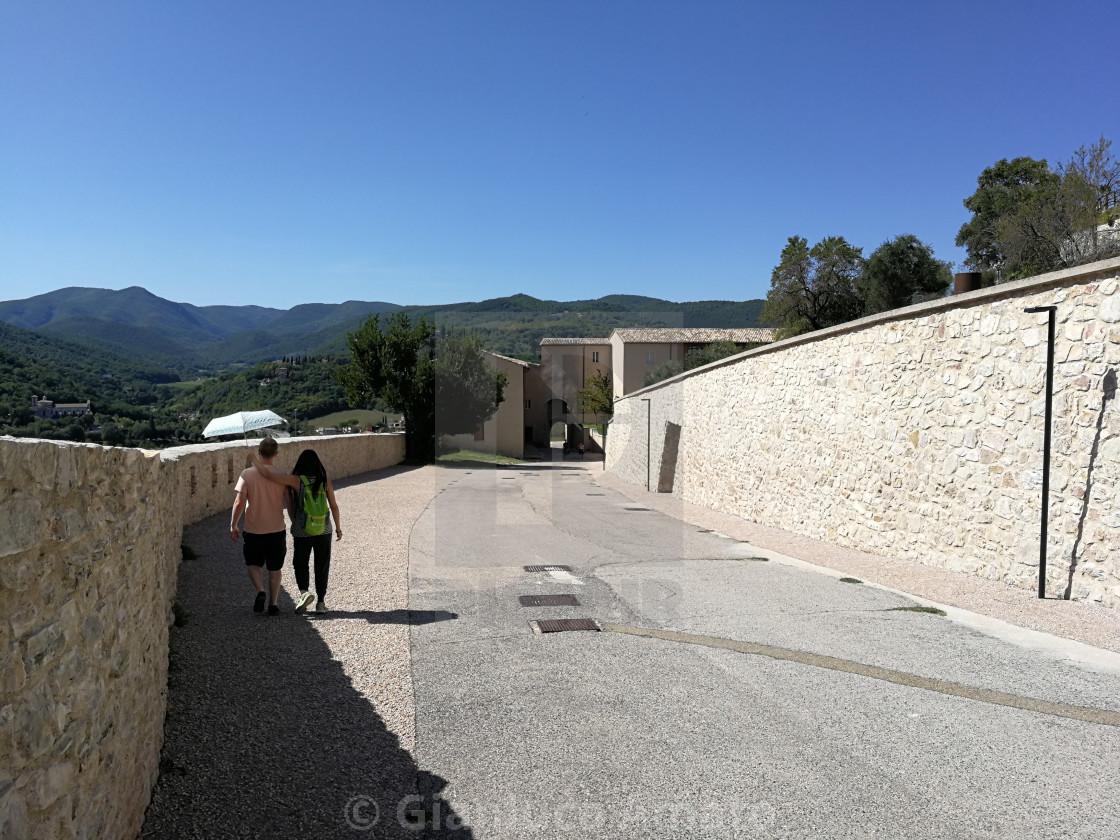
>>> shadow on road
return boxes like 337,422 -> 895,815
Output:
141,510 -> 472,839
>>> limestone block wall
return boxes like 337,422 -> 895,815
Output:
0,432 -> 404,839
607,257 -> 1120,611
0,441 -> 178,839
164,433 -> 407,525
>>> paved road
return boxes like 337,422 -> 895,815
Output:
408,459 -> 1120,839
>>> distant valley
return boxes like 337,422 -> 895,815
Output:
0,285 -> 767,371
0,284 -> 767,446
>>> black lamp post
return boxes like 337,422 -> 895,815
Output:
1024,305 -> 1056,598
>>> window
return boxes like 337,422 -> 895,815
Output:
647,352 -> 654,365
592,351 -> 599,363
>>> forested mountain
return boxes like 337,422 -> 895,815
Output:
1,285 -> 767,447
0,287 -> 767,368
0,321 -> 181,442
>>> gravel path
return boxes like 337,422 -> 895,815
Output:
593,465 -> 1120,654
141,464 -> 447,839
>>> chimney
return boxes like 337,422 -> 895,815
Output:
953,272 -> 982,295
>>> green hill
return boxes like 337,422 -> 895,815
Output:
0,287 -> 770,369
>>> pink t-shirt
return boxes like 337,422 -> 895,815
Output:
234,467 -> 288,535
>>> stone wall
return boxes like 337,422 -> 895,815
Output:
607,257 -> 1120,611
0,433 -> 404,839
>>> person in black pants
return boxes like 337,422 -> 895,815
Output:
253,448 -> 342,613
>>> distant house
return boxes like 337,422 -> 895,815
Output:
31,395 -> 92,421
441,351 -> 548,459
533,328 -> 776,452
608,328 -> 777,397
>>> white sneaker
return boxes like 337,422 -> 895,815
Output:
295,591 -> 315,613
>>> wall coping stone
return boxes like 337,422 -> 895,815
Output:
621,255 -> 1120,401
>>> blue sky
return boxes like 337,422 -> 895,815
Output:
2,1 -> 1117,310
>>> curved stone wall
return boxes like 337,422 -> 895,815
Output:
607,257 -> 1120,611
0,432 -> 404,839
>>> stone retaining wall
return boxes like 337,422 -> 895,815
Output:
607,257 -> 1120,611
0,433 -> 404,839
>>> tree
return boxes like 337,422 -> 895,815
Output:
858,235 -> 952,315
956,156 -> 1058,274
339,313 -> 436,462
339,315 -> 506,463
971,140 -> 1120,280
433,333 -> 508,439
760,236 -> 864,338
577,369 -> 613,416
685,340 -> 741,369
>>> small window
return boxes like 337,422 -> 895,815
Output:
592,351 -> 599,363
524,399 -> 531,410
647,352 -> 654,365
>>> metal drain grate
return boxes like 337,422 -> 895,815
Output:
587,493 -> 605,496
519,594 -> 580,607
624,506 -> 651,512
531,618 -> 600,634
524,564 -> 573,572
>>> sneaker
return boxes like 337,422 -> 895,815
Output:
295,591 -> 315,613
267,604 -> 279,616
253,591 -> 266,613
314,599 -> 328,614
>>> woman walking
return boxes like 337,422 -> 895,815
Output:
254,448 -> 342,613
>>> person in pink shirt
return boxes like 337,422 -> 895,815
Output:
230,437 -> 289,615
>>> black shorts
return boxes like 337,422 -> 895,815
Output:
243,531 -> 286,571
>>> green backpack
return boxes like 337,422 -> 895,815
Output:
298,476 -> 329,536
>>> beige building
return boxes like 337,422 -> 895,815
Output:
608,328 -> 777,397
441,351 -> 549,459
444,329 -> 776,460
31,395 -> 92,420
539,338 -> 613,438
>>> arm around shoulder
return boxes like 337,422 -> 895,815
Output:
249,453 -> 300,488
326,479 -> 342,540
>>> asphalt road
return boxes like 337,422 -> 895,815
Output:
407,457 -> 1120,840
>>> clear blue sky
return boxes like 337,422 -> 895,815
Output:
2,1 -> 1117,310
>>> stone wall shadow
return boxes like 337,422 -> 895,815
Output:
140,511 -> 472,839
1065,368 -> 1116,600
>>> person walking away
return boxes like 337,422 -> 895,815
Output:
253,448 -> 342,614
230,437 -> 288,615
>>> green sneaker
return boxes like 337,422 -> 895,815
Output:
295,591 -> 315,613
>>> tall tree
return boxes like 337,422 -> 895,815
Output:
339,315 -> 507,462
433,333 -> 507,439
760,235 -> 864,338
858,235 -> 952,315
339,313 -> 436,462
955,156 -> 1059,275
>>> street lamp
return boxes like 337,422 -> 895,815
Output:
1024,305 -> 1056,598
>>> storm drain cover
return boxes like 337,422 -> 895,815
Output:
531,618 -> 600,634
501,477 -> 516,480
624,506 -> 651,512
524,564 -> 573,572
519,594 -> 580,607
587,493 -> 605,496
